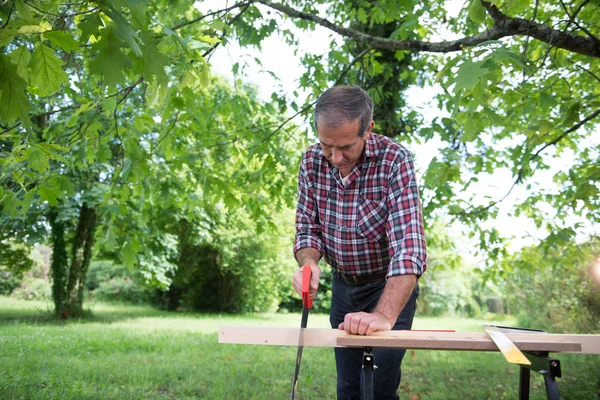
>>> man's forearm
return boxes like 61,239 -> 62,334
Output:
374,275 -> 417,325
295,247 -> 321,267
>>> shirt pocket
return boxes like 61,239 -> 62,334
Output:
356,198 -> 388,242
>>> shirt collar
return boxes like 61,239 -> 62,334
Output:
364,133 -> 379,159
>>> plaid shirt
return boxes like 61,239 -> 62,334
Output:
294,133 -> 427,278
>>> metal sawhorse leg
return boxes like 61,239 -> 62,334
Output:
520,352 -> 562,400
361,348 -> 563,400
362,347 -> 374,400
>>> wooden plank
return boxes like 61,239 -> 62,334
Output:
219,327 -> 343,347
219,327 -> 598,354
557,334 -> 600,354
337,333 -> 581,353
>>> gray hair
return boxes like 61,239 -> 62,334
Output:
314,85 -> 374,138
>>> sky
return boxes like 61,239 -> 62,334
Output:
198,1 -> 598,262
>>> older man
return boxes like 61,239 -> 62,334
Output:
292,85 -> 427,399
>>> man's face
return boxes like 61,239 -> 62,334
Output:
317,119 -> 373,178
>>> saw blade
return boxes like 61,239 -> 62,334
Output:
290,307 -> 309,400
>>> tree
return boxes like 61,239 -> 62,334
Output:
1,1 -> 599,315
0,1 -> 300,317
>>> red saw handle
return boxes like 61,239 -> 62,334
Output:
301,265 -> 313,309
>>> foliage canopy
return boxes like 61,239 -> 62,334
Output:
0,0 -> 599,315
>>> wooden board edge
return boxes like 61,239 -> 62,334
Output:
218,327 -> 600,354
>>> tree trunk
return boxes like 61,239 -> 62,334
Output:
48,208 -> 69,318
346,0 -> 413,139
61,203 -> 98,318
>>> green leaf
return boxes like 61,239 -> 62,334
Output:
55,176 -> 76,195
124,0 -> 149,28
1,190 -> 20,217
44,30 -> 80,53
20,189 -> 35,214
0,20 -> 23,47
15,0 -> 33,21
122,241 -> 137,268
102,97 -> 117,116
139,32 -> 170,85
462,114 -> 482,142
27,146 -> 49,172
208,20 -> 228,30
105,228 -> 118,249
103,7 -> 143,57
8,46 -> 31,80
454,60 -> 489,92
74,101 -> 96,116
199,67 -> 210,87
198,35 -> 221,44
539,92 -> 558,110
38,184 -> 61,206
29,43 -> 69,96
78,13 -> 102,43
468,0 -> 486,24
89,25 -> 133,88
18,22 -> 52,35
0,54 -> 32,125
97,140 -> 112,162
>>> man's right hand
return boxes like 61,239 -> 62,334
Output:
292,264 -> 321,300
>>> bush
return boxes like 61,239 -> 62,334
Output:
86,260 -> 131,291
0,266 -> 22,295
90,276 -> 152,304
156,209 -> 298,313
86,260 -> 152,304
417,262 -> 481,317
501,236 -> 600,333
11,276 -> 52,301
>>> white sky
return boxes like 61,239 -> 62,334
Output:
198,0 -> 598,263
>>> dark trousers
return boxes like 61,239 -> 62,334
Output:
329,271 -> 419,400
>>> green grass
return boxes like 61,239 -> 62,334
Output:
0,297 -> 598,399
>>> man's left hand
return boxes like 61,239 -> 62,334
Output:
338,311 -> 392,335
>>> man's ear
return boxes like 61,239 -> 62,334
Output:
363,120 -> 374,141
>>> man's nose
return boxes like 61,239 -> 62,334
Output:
331,150 -> 343,164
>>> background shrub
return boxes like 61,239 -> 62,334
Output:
501,236 -> 600,333
0,266 -> 22,296
11,276 -> 52,301
86,260 -> 152,304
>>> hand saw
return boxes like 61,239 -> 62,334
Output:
483,325 -> 531,365
290,265 -> 313,400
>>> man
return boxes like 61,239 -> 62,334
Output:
292,85 -> 427,400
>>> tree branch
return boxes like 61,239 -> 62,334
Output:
254,46 -> 374,146
201,2 -> 251,60
529,108 -> 600,159
257,0 -> 600,58
459,108 -> 600,216
171,1 -> 250,32
0,123 -> 22,136
558,0 -> 600,45
570,61 -> 600,84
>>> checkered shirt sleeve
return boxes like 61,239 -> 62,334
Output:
385,155 -> 427,277
293,154 -> 323,255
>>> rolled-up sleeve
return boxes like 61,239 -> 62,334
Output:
293,158 -> 323,255
385,155 -> 427,277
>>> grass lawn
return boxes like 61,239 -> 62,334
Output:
0,297 -> 598,399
